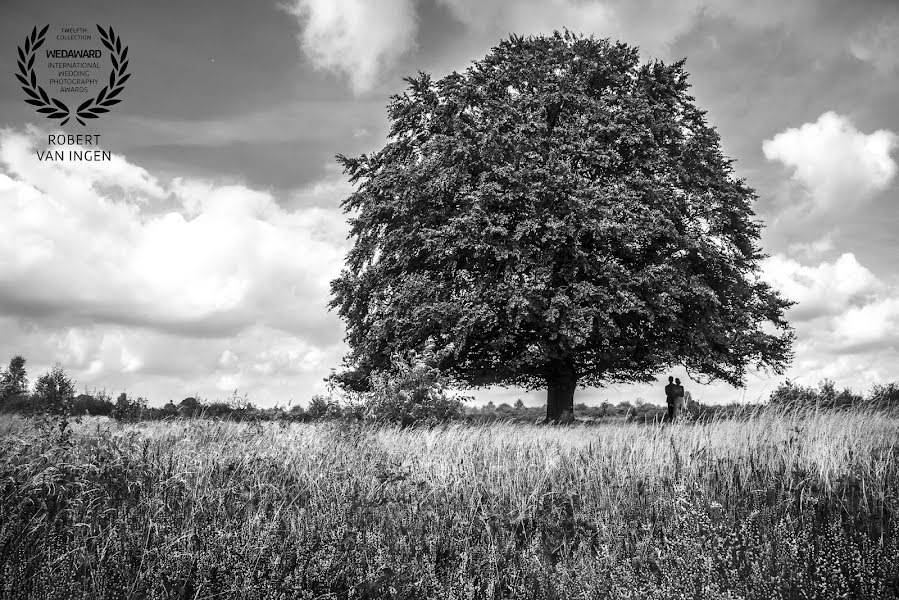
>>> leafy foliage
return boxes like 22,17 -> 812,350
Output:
359,352 -> 467,426
306,394 -> 342,420
870,382 -> 899,410
331,31 -> 793,417
769,379 -> 866,410
0,356 -> 28,404
112,392 -> 146,422
72,392 -> 114,416
33,364 -> 76,417
179,396 -> 202,413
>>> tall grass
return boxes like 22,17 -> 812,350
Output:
2,408 -> 898,598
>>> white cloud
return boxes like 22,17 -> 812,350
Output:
754,249 -> 899,392
832,297 -> 899,351
0,127 -> 352,403
0,128 -> 349,339
287,0 -> 418,94
762,112 -> 897,213
762,251 -> 899,356
761,252 -> 879,322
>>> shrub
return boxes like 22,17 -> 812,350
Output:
33,364 -> 75,417
360,352 -> 467,426
769,379 -> 865,410
112,392 -> 145,422
870,382 -> 899,410
203,401 -> 237,419
0,392 -> 34,414
179,396 -> 202,415
71,392 -> 114,416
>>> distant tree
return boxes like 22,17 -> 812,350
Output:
112,393 -> 146,422
870,382 -> 899,409
0,355 -> 29,403
769,379 -> 863,410
768,380 -> 816,408
33,364 -> 75,417
307,395 -> 338,419
330,31 -> 794,421
514,398 -> 526,411
72,392 -> 114,416
178,397 -> 202,416
817,379 -> 863,409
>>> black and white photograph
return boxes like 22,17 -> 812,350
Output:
1,0 -> 898,597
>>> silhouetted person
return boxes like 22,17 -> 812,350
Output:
672,378 -> 686,421
664,375 -> 677,421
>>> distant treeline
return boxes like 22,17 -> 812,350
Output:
2,354 -> 898,425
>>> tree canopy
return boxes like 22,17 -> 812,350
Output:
0,356 -> 28,401
34,364 -> 76,417
330,31 -> 793,420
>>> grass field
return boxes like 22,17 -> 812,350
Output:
2,409 -> 899,599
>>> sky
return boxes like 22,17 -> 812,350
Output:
1,0 -> 898,408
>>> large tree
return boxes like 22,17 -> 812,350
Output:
330,32 -> 793,421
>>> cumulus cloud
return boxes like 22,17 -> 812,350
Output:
762,249 -> 899,359
0,127 -> 351,403
762,112 -> 897,213
761,252 -> 879,322
286,0 -> 418,94
0,128 -> 348,338
756,249 -> 899,391
831,297 -> 899,352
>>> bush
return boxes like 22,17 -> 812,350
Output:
769,379 -> 865,410
112,392 -> 145,422
0,393 -> 34,414
33,364 -> 76,417
178,397 -> 202,416
72,392 -> 114,416
306,394 -> 345,420
870,382 -> 899,409
356,352 -> 467,426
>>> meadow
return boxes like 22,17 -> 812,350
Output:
2,409 -> 898,599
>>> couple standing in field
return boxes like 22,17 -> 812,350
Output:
664,376 -> 686,422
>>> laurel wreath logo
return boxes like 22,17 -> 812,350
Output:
16,24 -> 130,126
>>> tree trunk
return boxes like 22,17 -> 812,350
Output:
545,360 -> 577,422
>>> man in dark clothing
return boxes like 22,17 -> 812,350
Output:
664,376 -> 677,421
673,378 -> 685,420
